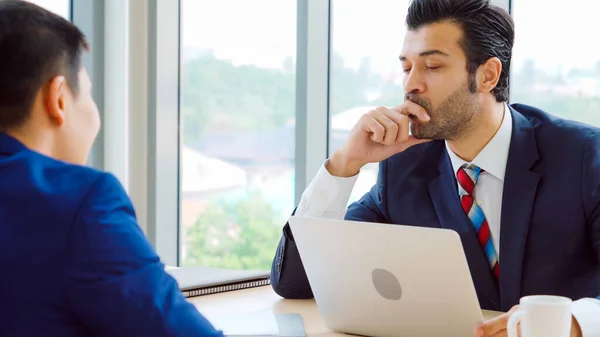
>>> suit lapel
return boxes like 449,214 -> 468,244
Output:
499,107 -> 540,310
428,148 -> 501,310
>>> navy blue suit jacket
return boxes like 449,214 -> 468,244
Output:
271,104 -> 600,312
0,133 -> 223,337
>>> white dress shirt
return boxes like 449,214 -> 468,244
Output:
295,104 -> 600,336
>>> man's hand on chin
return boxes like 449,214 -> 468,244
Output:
474,305 -> 582,337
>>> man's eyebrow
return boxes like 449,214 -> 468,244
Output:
399,49 -> 450,61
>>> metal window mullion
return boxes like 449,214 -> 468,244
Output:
145,0 -> 180,266
295,0 -> 331,204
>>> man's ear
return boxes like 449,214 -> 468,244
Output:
45,75 -> 68,126
477,57 -> 502,94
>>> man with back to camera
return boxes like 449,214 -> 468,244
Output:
270,0 -> 600,336
0,1 -> 223,336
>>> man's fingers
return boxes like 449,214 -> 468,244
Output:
363,117 -> 385,143
393,100 -> 430,122
371,111 -> 399,145
377,136 -> 431,159
489,330 -> 508,337
403,135 -> 431,147
476,306 -> 521,337
373,107 -> 411,144
376,106 -> 407,124
485,321 -> 521,337
477,313 -> 511,337
361,107 -> 430,147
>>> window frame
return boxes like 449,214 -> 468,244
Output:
150,0 -> 514,266
144,0 -> 181,266
295,0 -> 332,204
151,0 -> 333,265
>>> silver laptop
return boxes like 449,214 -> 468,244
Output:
288,216 -> 483,337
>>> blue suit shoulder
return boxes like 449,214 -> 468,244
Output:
511,102 -> 600,142
0,147 -> 125,232
29,150 -> 114,191
510,103 -> 600,170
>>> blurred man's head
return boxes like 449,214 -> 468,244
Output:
401,0 -> 514,140
0,0 -> 99,165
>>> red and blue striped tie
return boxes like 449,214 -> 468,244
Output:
457,164 -> 500,281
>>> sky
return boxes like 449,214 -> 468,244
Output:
27,0 -> 600,75
24,0 -> 69,17
180,0 -> 600,74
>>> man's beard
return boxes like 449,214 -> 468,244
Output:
406,76 -> 480,141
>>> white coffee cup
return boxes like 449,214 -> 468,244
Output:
507,295 -> 572,337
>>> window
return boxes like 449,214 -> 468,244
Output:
329,0 -> 410,204
510,0 -> 600,125
179,0 -> 297,270
23,0 -> 70,19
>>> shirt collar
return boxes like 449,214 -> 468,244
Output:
446,103 -> 512,181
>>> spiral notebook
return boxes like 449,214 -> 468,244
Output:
167,266 -> 271,298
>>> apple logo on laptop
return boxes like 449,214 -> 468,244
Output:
372,268 -> 402,300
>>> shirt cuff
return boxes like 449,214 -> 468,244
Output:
572,298 -> 600,337
295,160 -> 359,219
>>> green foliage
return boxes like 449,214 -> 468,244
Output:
180,52 -> 390,145
511,61 -> 600,127
181,52 -> 296,145
512,91 -> 600,127
183,190 -> 283,270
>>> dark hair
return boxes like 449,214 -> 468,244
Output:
0,0 -> 88,131
406,0 -> 514,102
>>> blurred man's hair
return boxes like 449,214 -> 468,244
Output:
0,0 -> 88,131
407,0 -> 514,102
